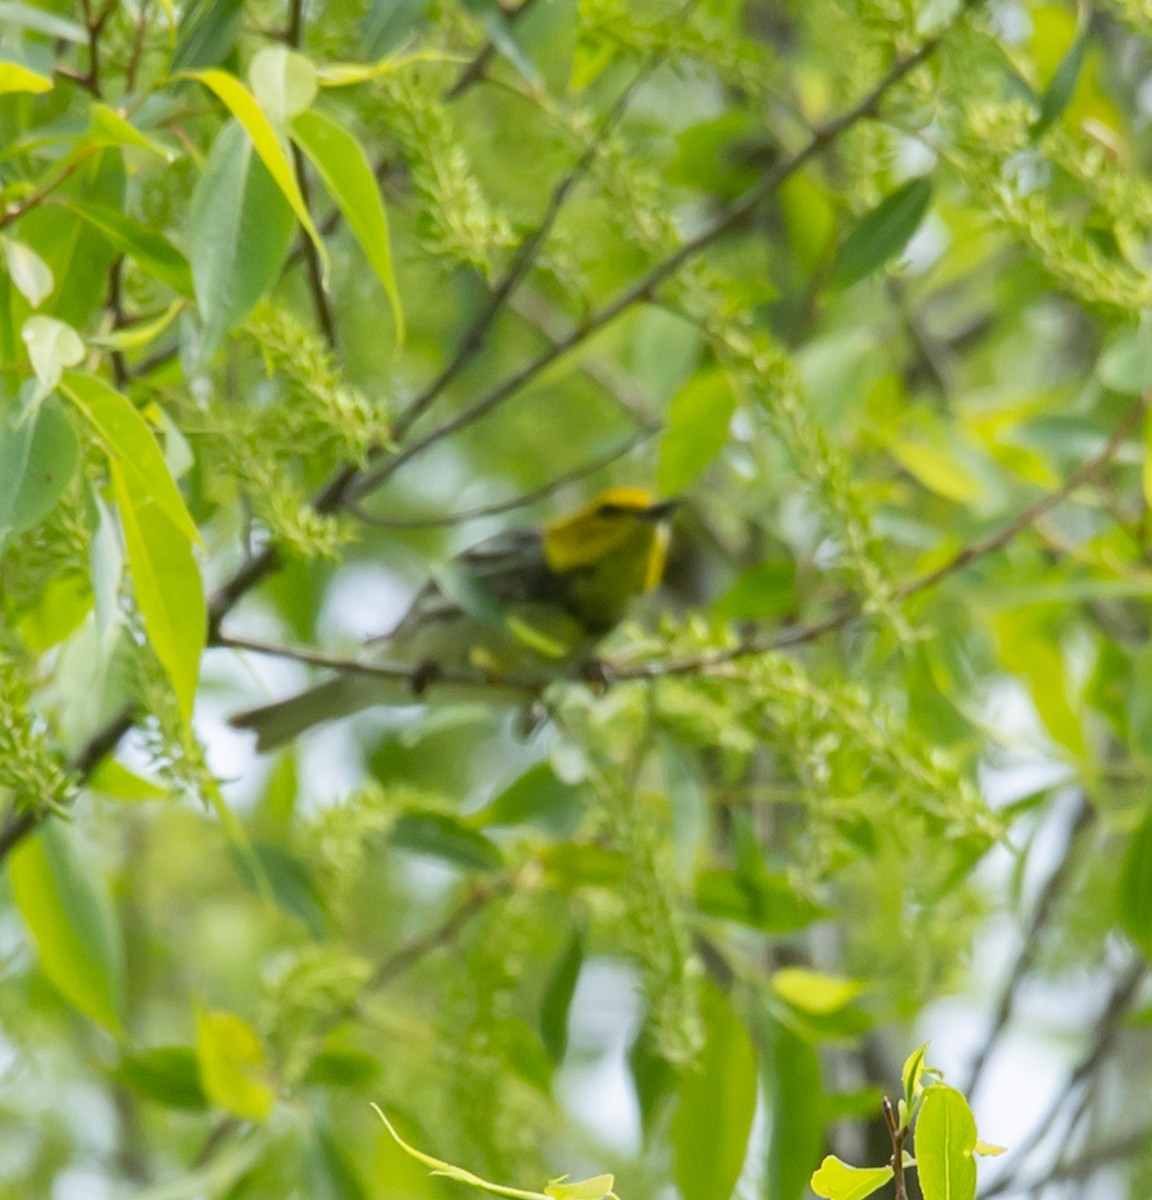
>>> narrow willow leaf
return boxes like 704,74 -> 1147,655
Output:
59,372 -> 199,543
902,1042 -> 930,1107
196,1010 -> 275,1121
90,300 -> 185,352
0,47 -> 52,94
657,369 -> 735,494
291,108 -> 405,344
1032,28 -> 1088,137
22,315 -> 84,394
88,103 -> 176,161
9,823 -> 124,1034
544,1176 -> 614,1200
0,395 -> 78,540
68,201 -> 192,296
672,983 -> 757,1200
111,465 -> 204,721
316,49 -> 466,86
188,119 -> 295,354
112,1046 -> 208,1110
833,178 -> 933,288
810,1157 -> 893,1200
1119,810 -> 1152,961
539,927 -> 584,1062
177,68 -> 329,277
0,2 -> 86,41
0,236 -> 54,306
170,0 -> 241,71
915,1085 -> 978,1200
88,758 -> 168,801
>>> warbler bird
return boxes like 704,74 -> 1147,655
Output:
229,488 -> 677,750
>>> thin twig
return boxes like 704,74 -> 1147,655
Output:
883,1096 -> 909,1200
347,430 -> 652,529
962,794 -> 1095,1099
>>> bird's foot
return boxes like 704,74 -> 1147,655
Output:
409,659 -> 442,697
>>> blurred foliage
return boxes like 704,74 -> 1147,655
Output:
2,0 -> 1152,1197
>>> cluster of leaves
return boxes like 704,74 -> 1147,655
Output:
3,0 -> 1152,1197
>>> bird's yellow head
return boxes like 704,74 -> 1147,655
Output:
543,487 -> 676,592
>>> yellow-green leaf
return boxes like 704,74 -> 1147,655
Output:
176,68 -> 329,279
771,967 -> 865,1015
902,1042 -> 931,1107
810,1156 -> 894,1200
249,45 -> 317,127
1,236 -> 54,306
544,1175 -> 615,1200
316,49 -> 467,87
196,1010 -> 275,1122
89,102 -> 176,160
915,1085 -> 978,1200
90,300 -> 185,352
889,441 -> 985,504
111,464 -> 204,721
0,48 -> 52,94
59,372 -> 199,543
291,108 -> 405,345
10,823 -> 124,1034
88,758 -> 169,802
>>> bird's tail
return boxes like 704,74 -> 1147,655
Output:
228,674 -> 398,752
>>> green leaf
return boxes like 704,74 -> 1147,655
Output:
889,440 -> 985,503
291,107 -> 405,345
0,2 -> 86,41
713,560 -> 796,621
9,823 -> 124,1034
1097,328 -> 1152,395
471,760 -> 585,828
188,119 -> 295,354
1119,810 -> 1152,960
833,178 -> 933,289
196,1009 -> 275,1121
112,1046 -> 209,1110
170,0 -> 241,71
545,1176 -> 615,1200
657,369 -> 736,494
59,372 -> 199,543
0,394 -> 78,542
696,868 -> 826,933
306,1125 -> 370,1200
230,841 -> 329,937
540,927 -> 583,1062
90,300 -> 185,352
110,465 -> 204,721
1032,28 -> 1088,137
1,237 -> 54,306
22,315 -> 84,394
177,68 -> 329,278
0,46 -> 52,94
810,1157 -> 893,1200
88,103 -> 176,161
672,983 -> 757,1200
316,48 -> 464,87
68,200 -> 192,296
771,967 -> 865,1015
126,1135 -> 267,1200
764,1017 -> 824,1200
1143,407 -> 1152,511
902,1042 -> 931,1107
915,1085 -> 978,1200
390,810 -> 504,871
301,1048 -> 381,1088
249,46 -> 318,128
87,758 -> 168,801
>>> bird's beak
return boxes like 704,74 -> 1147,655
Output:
644,498 -> 681,521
